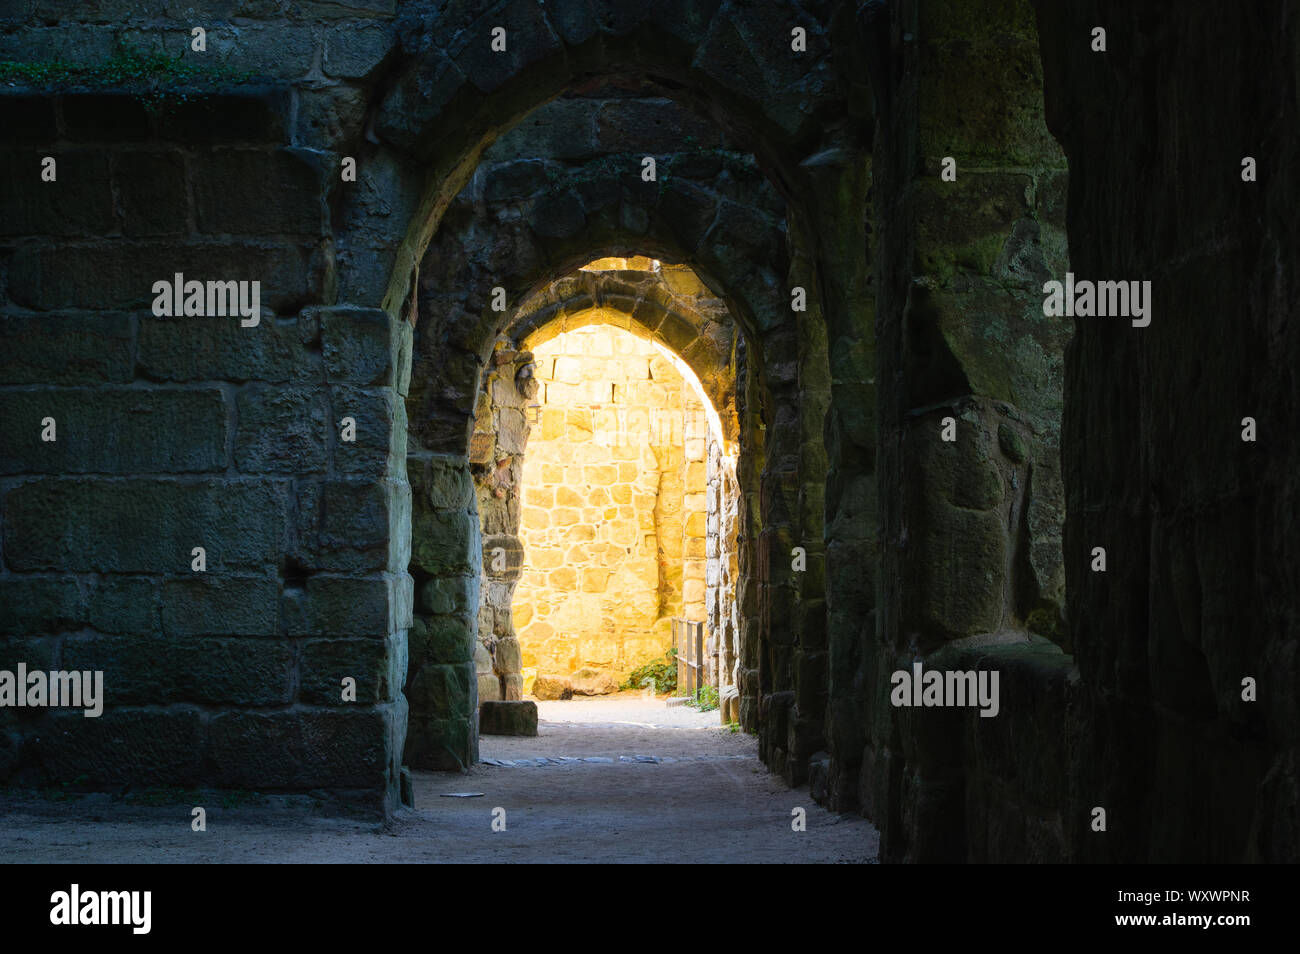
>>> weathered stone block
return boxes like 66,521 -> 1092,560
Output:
0,313 -> 134,385
138,313 -> 319,383
410,507 -> 477,576
532,673 -> 572,700
295,477 -> 408,573
483,158 -> 548,201
418,574 -> 476,616
415,613 -> 477,666
284,574 -> 398,638
0,149 -> 114,236
37,709 -> 203,786
0,388 -> 228,474
88,575 -> 160,636
8,241 -> 317,312
117,150 -> 188,236
479,699 -> 537,736
162,575 -> 280,637
404,712 -> 476,771
234,384 -> 330,473
0,577 -> 84,635
299,633 -> 405,705
295,84 -> 368,150
406,660 -> 472,720
0,634 -> 58,677
452,0 -> 560,94
194,148 -> 325,236
321,308 -> 400,386
206,707 -> 391,789
322,21 -> 395,78
332,386 -> 403,477
62,633 -> 292,706
3,478 -> 285,572
569,667 -> 617,695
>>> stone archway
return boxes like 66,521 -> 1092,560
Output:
388,74 -> 852,777
463,259 -> 743,720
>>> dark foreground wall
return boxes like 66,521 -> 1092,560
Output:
0,84 -> 413,814
869,0 -> 1299,862
1038,0 -> 1300,862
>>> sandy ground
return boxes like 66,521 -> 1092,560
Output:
0,696 -> 880,863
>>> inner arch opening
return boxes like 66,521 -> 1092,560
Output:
471,256 -> 742,722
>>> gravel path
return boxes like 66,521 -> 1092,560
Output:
0,697 -> 880,863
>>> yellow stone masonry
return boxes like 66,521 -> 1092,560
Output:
516,323 -> 708,686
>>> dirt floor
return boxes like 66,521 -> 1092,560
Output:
0,695 -> 880,863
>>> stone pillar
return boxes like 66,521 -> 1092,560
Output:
470,338 -> 536,703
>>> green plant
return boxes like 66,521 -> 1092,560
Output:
0,42 -> 257,109
689,684 -> 720,712
727,720 -> 740,733
621,655 -> 677,694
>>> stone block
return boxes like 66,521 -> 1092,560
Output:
321,307 -> 399,386
485,98 -> 600,162
418,574 -> 476,615
410,507 -> 477,576
406,660 -> 473,720
295,83 -> 369,150
193,148 -> 325,237
404,712 -> 476,771
295,476 -> 408,573
88,575 -> 160,636
117,150 -> 188,237
569,667 -> 617,696
0,312 -> 134,385
322,21 -> 395,79
37,709 -> 203,786
532,673 -> 572,700
0,388 -> 228,475
479,699 -> 538,736
413,613 -> 477,665
332,386 -> 403,477
162,575 -> 280,637
235,384 -> 330,473
0,577 -> 85,635
3,478 -> 284,573
62,633 -> 292,707
206,707 -> 391,789
483,159 -> 549,201
138,313 -> 319,383
0,148 -> 114,236
285,574 -> 400,638
9,241 -> 317,312
299,633 -> 405,705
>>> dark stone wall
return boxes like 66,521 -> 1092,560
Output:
0,89 -> 412,813
0,0 -> 859,816
1035,0 -> 1300,862
865,0 -> 1075,860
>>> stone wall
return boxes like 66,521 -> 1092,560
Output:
515,323 -> 709,690
862,0 -> 1074,861
466,337 -> 533,707
706,435 -> 741,716
1035,0 -> 1300,862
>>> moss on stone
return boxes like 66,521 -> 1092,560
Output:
0,43 -> 256,108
